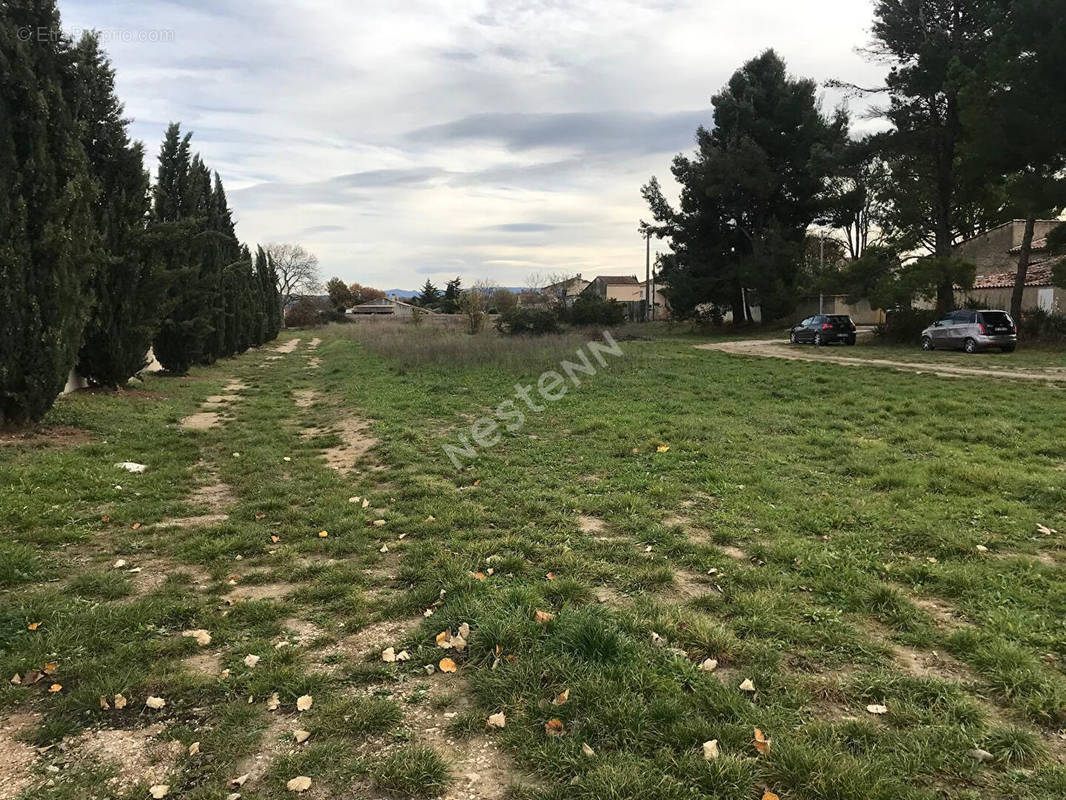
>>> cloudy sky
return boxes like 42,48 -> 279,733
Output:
62,0 -> 887,290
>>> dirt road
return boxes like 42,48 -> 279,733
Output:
696,338 -> 1066,382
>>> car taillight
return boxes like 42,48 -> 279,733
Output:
978,322 -> 987,335
849,322 -> 856,331
821,323 -> 832,330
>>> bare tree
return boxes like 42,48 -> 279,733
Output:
268,243 -> 321,303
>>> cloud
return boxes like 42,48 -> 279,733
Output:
486,223 -> 558,233
58,0 -> 888,289
408,110 -> 707,155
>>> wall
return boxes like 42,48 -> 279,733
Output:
956,220 -> 1062,276
791,296 -> 885,325
957,286 -> 1063,313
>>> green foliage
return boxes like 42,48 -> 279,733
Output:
873,308 -> 940,344
441,277 -> 462,314
284,296 -> 328,328
257,245 -> 282,341
0,1 -> 100,425
494,307 -> 561,336
417,279 -> 441,309
1018,308 -> 1066,343
326,277 -> 354,310
869,0 -> 1006,309
150,125 -> 271,371
643,50 -> 846,322
566,296 -> 627,326
71,33 -> 159,388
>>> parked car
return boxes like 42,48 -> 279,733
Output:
789,314 -> 857,346
920,310 -> 1016,353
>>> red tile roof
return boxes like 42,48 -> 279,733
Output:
971,260 -> 1055,289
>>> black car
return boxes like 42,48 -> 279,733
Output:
789,314 -> 857,346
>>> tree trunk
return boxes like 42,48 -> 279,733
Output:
1011,216 -> 1036,322
731,285 -> 746,326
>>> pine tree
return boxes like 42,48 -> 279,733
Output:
71,33 -> 157,387
0,1 -> 99,425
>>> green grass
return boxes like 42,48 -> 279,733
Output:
2,324 -> 1065,799
834,339 -> 1066,369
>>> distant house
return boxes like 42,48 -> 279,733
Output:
542,274 -> 590,306
347,298 -> 430,318
954,220 -> 1063,312
579,275 -> 646,319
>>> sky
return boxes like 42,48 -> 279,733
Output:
61,0 -> 889,291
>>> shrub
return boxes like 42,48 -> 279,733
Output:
284,296 -> 329,328
495,307 -> 561,336
1018,308 -> 1066,342
566,296 -> 627,326
874,308 -> 939,344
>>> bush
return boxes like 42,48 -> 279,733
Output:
1018,308 -> 1066,342
495,307 -> 561,336
284,296 -> 329,328
874,308 -> 939,344
566,296 -> 627,326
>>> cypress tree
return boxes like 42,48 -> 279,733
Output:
151,124 -> 211,373
71,32 -> 157,387
0,1 -> 99,425
256,245 -> 281,342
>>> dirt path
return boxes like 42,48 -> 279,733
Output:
696,339 -> 1066,382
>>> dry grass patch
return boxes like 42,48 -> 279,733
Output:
180,411 -> 220,431
273,338 -> 301,354
293,389 -> 317,409
323,417 -> 378,474
62,723 -> 183,794
0,713 -> 40,800
0,425 -> 91,450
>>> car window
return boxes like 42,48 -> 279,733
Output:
979,311 -> 1012,328
937,315 -> 954,326
800,317 -> 811,327
953,311 -> 976,324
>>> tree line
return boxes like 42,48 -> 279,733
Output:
644,0 -> 1066,323
1,1 -> 285,427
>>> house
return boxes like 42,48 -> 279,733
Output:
580,275 -> 644,319
542,274 -> 590,306
347,298 -> 430,318
954,220 -> 1063,312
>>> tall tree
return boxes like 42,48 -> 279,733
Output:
256,245 -> 282,340
326,277 -> 354,310
418,279 -> 441,308
643,50 -> 846,321
151,125 -> 213,373
267,243 -> 320,320
441,277 -> 462,314
864,0 -> 1004,310
0,1 -> 99,425
71,32 -> 158,387
821,138 -> 893,261
962,0 -> 1066,320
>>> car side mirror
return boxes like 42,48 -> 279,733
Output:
933,322 -> 941,328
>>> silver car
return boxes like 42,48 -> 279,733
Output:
920,310 -> 1017,353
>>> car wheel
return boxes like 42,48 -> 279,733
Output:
845,336 -> 856,346
964,337 -> 978,354
921,336 -> 934,351
814,333 -> 825,346
789,332 -> 798,345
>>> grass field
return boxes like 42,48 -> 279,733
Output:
2,324 -> 1065,800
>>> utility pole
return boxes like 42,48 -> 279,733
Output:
819,230 -> 825,315
645,229 -> 651,323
